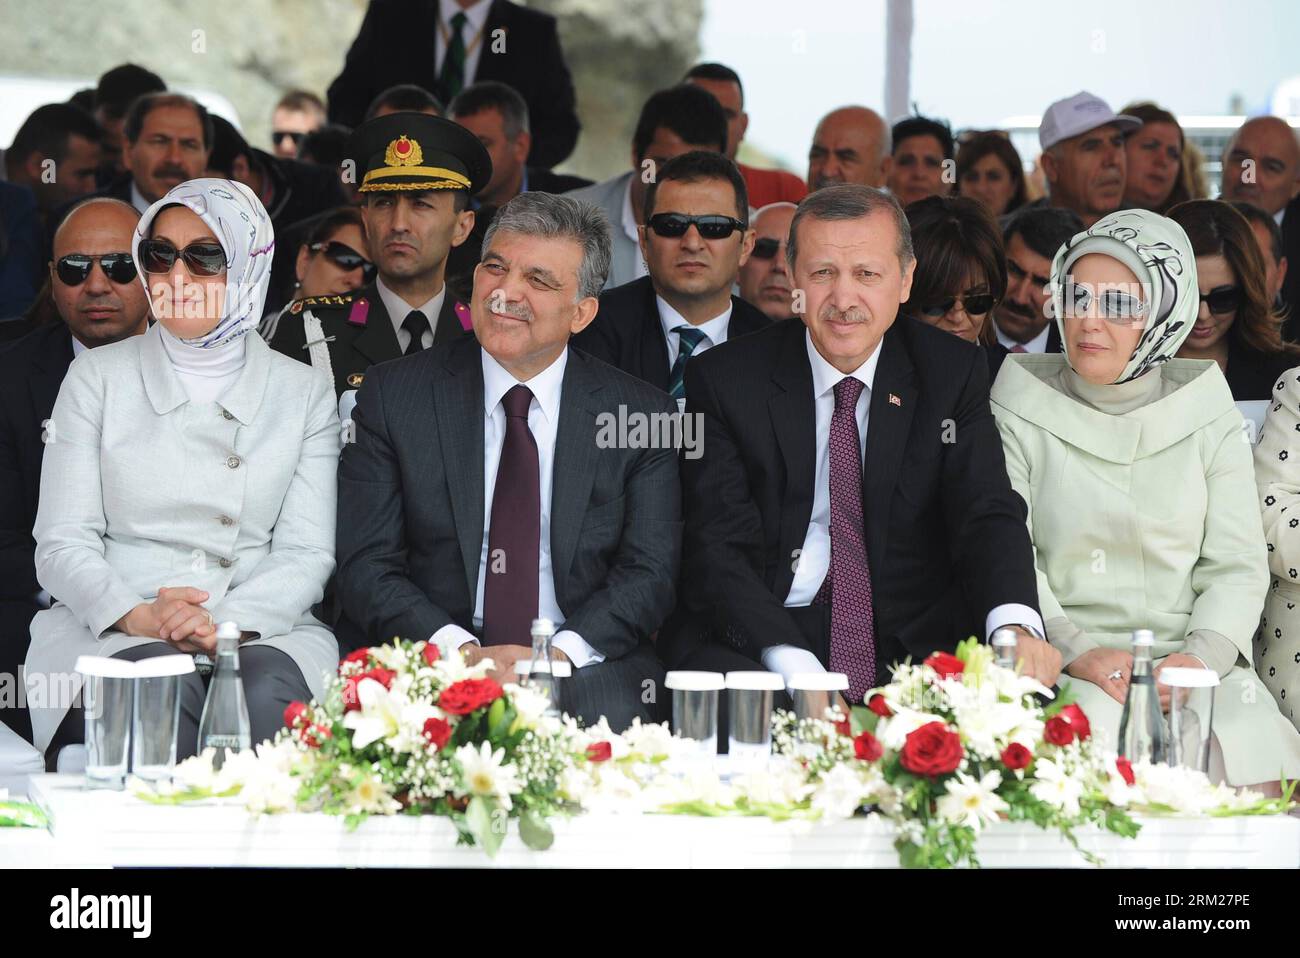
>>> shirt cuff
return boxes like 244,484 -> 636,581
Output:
552,630 -> 605,669
1182,629 -> 1240,678
986,603 -> 1045,642
431,623 -> 479,658
760,644 -> 824,687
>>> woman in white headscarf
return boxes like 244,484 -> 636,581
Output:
26,179 -> 340,765
990,208 -> 1300,791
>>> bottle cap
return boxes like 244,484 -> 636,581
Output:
514,659 -> 572,678
530,618 -> 555,636
215,621 -> 241,641
664,670 -> 725,691
1131,629 -> 1155,646
991,628 -> 1018,647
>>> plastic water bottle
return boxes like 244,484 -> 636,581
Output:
1118,629 -> 1168,764
197,621 -> 251,768
991,628 -> 1018,670
524,618 -> 561,718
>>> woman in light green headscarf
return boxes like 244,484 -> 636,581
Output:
990,208 -> 1300,791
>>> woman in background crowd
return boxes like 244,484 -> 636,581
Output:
1121,102 -> 1192,214
955,131 -> 1027,219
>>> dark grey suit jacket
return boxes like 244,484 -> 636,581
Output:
335,334 -> 682,655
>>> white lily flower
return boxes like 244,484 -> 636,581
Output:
810,763 -> 869,819
1029,757 -> 1083,817
875,706 -> 939,751
173,748 -> 219,792
456,741 -> 524,809
936,770 -> 1008,830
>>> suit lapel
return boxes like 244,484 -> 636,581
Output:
768,323 -> 816,598
637,280 -> 671,392
432,287 -> 467,345
352,288 -> 402,366
473,0 -> 507,81
433,338 -> 487,603
28,325 -> 73,424
862,328 -> 916,571
550,348 -> 601,607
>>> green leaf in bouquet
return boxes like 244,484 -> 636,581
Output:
487,697 -> 513,740
850,705 -> 878,736
519,809 -> 554,850
466,795 -> 505,858
452,712 -> 485,747
0,800 -> 47,828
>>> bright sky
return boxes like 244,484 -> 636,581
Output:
700,0 -> 1300,172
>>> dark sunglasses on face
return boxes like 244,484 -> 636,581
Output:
750,237 -> 782,260
138,238 -> 227,276
1199,285 -> 1241,315
274,130 -> 306,149
310,241 -> 377,282
917,292 -> 997,319
55,253 -> 137,286
647,213 -> 748,240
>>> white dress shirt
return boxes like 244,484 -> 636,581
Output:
436,0 -> 492,88
431,348 -> 604,668
762,329 -> 1045,683
129,181 -> 151,214
994,321 -> 1052,353
656,295 -> 733,369
375,277 -> 446,352
620,178 -> 650,281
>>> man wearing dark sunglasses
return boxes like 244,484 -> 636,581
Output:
270,90 -> 326,160
738,201 -> 798,321
0,197 -> 148,742
573,151 -> 768,407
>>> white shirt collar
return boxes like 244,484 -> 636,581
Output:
994,320 -> 1051,352
481,345 -> 567,426
1276,206 -> 1287,227
656,294 -> 733,346
376,276 -> 446,337
440,0 -> 491,31
620,175 -> 640,244
70,335 -> 88,358
805,326 -> 882,399
129,181 -> 151,214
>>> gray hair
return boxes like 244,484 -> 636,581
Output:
482,192 -> 612,300
787,184 -> 914,273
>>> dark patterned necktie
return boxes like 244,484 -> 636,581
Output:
483,384 -> 540,646
816,376 -> 877,702
1011,344 -> 1028,353
402,310 -> 429,356
438,11 -> 468,103
668,325 -> 706,401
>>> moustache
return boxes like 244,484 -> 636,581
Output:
153,165 -> 188,180
818,302 -> 868,324
485,294 -> 533,323
1000,299 -> 1038,320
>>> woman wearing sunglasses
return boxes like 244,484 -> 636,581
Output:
900,195 -> 1009,378
26,178 -> 340,766
990,208 -> 1300,793
261,207 -> 375,341
1167,200 -> 1300,401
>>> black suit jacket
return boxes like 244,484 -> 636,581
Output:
334,336 -> 682,654
1225,337 -> 1298,401
528,167 -> 592,194
0,322 -> 73,600
1281,196 -> 1300,343
266,281 -> 468,397
661,317 -> 1040,670
574,276 -> 772,394
326,0 -> 580,169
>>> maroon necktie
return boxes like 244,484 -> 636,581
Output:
1010,344 -> 1028,353
816,376 -> 877,702
483,384 -> 540,646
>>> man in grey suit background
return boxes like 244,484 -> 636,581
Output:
335,191 -> 681,730
564,85 -> 729,291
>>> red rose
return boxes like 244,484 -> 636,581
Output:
1001,742 -> 1032,770
422,717 -> 453,751
422,642 -> 441,666
301,723 -> 332,748
1044,716 -> 1074,746
283,700 -> 309,728
340,648 -> 371,672
867,694 -> 893,718
438,678 -> 505,716
924,652 -> 965,679
1059,704 -> 1092,742
362,667 -> 396,690
1116,756 -> 1135,786
853,730 -> 883,762
899,721 -> 964,778
586,742 -> 613,763
833,715 -> 852,737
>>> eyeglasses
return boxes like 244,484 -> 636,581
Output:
1198,285 -> 1241,315
310,241 -> 376,283
916,292 -> 997,319
273,130 -> 306,150
138,239 -> 227,277
55,253 -> 137,286
750,237 -> 782,260
1064,282 -> 1147,323
646,213 -> 748,240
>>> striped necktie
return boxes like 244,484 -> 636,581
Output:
668,325 -> 706,401
437,12 -> 468,102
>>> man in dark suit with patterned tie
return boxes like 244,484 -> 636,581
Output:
573,151 -> 770,409
335,191 -> 679,729
661,185 -> 1061,707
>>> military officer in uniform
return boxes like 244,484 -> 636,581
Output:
266,112 -> 492,400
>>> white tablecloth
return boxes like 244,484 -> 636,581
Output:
4,774 -> 1298,868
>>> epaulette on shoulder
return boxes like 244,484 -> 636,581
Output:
289,292 -> 356,315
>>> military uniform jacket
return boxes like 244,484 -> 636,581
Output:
263,281 -> 471,397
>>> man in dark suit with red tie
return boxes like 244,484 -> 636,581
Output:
335,191 -> 679,730
661,184 -> 1061,705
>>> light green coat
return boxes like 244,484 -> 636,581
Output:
991,354 -> 1300,785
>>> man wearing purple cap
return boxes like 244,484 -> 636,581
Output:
1038,92 -> 1141,228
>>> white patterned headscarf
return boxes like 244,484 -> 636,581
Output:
133,177 -> 275,348
1049,208 -> 1199,384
